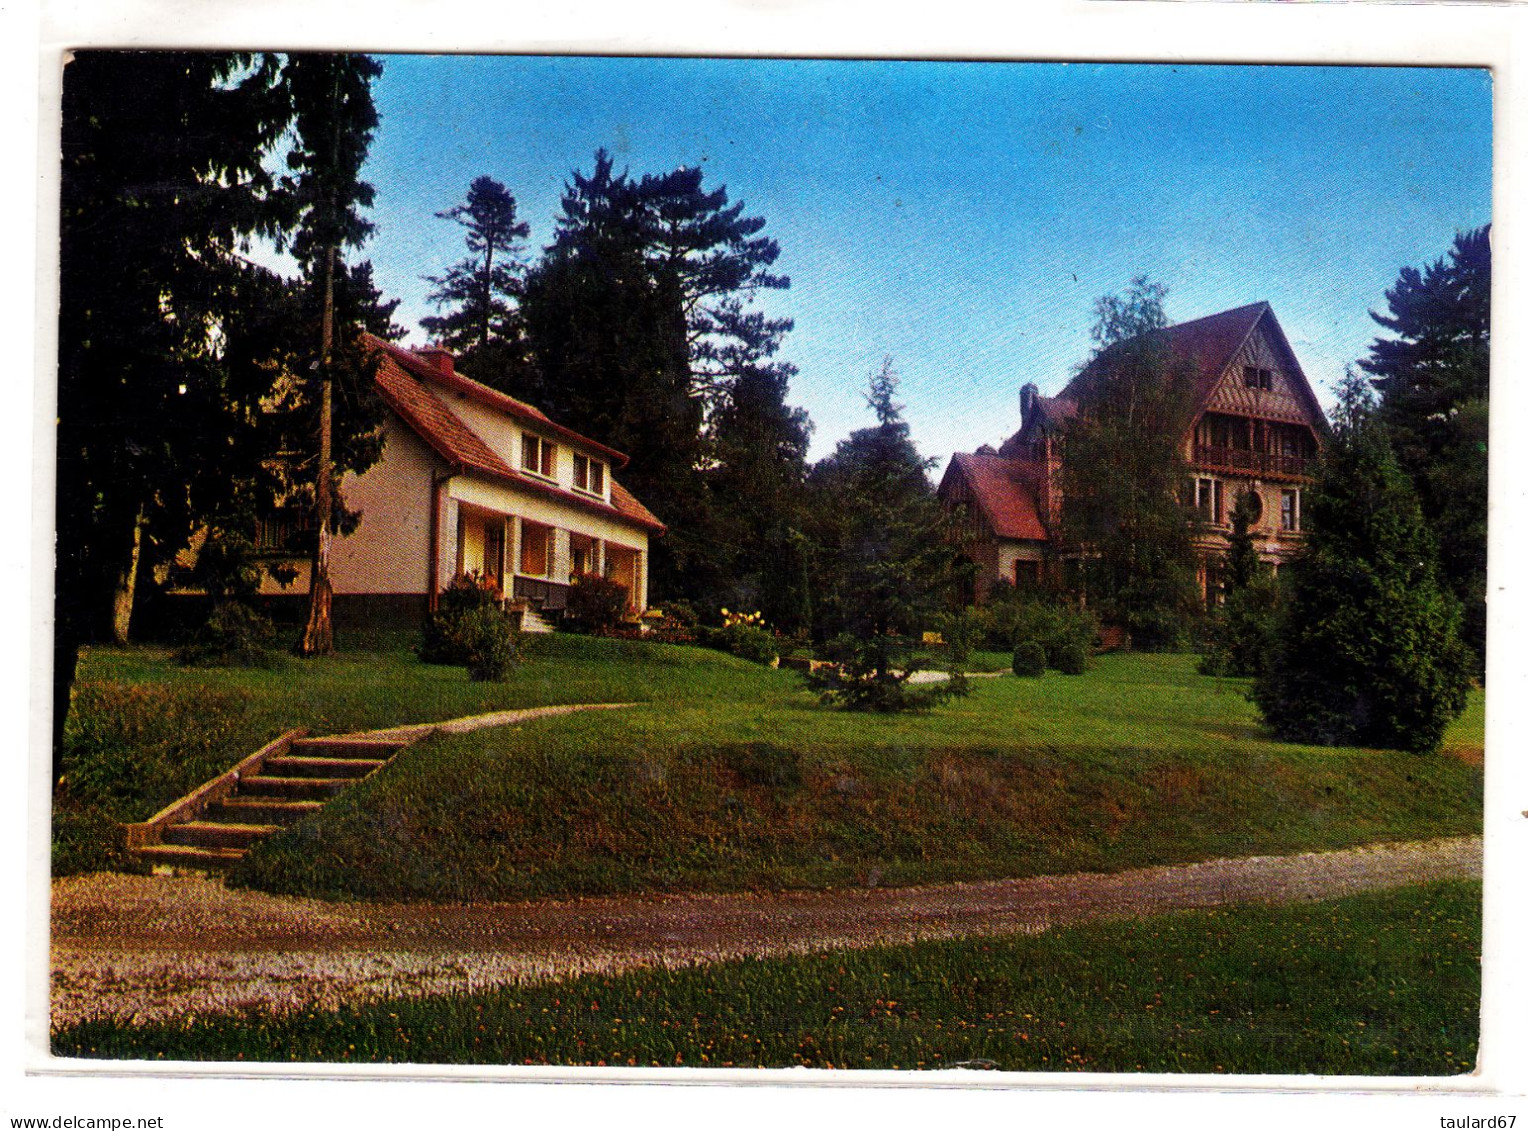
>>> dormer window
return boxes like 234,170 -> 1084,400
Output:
1243,366 -> 1273,391
522,433 -> 556,478
573,454 -> 605,496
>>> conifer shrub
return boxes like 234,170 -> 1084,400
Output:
176,601 -> 282,668
713,623 -> 779,665
1011,639 -> 1046,678
992,600 -> 1097,672
930,607 -> 983,670
175,532 -> 280,667
697,610 -> 779,664
1199,490 -> 1282,678
456,606 -> 521,682
419,573 -> 503,665
1251,391 -> 1472,754
808,635 -> 969,713
1198,579 -> 1282,678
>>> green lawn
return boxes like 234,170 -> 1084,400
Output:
53,879 -> 1481,1075
59,633 -> 1484,899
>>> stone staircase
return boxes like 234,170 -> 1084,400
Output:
518,605 -> 556,634
126,731 -> 409,872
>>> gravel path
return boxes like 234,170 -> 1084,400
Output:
50,835 -> 1479,1031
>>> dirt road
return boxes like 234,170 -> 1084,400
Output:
51,835 -> 1480,1031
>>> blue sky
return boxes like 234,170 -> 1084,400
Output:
359,57 -> 1492,467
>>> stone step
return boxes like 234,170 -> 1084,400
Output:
520,607 -> 555,634
290,737 -> 407,758
204,798 -> 324,825
136,843 -> 246,870
236,775 -> 353,800
163,820 -> 282,850
262,755 -> 388,779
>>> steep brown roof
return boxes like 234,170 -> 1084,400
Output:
373,349 -> 518,480
1060,301 -> 1326,430
367,339 -> 665,535
610,481 -> 665,532
944,451 -> 1049,542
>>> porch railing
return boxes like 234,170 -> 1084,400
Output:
513,575 -> 573,612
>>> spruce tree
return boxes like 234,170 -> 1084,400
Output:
808,362 -> 960,650
1252,375 -> 1472,753
1358,226 -> 1490,669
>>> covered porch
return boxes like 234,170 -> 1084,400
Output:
450,502 -> 648,619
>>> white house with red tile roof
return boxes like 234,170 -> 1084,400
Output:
261,336 -> 663,627
938,303 -> 1329,606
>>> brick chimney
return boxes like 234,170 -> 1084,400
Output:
1019,382 -> 1039,427
415,345 -> 455,378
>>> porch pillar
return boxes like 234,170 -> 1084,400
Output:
551,527 -> 571,585
497,515 -> 510,591
439,496 -> 460,590
508,515 -> 521,593
636,549 -> 648,613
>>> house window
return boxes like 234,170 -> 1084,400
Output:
573,454 -> 606,495
1194,477 -> 1225,525
1281,489 -> 1301,532
1014,560 -> 1041,590
522,433 -> 556,478
253,507 -> 313,554
1243,366 -> 1273,391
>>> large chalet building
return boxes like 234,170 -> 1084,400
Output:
938,302 -> 1330,606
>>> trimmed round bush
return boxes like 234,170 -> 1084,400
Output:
1050,638 -> 1090,675
1011,639 -> 1046,678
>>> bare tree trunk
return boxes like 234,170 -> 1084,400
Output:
298,246 -> 337,656
110,507 -> 145,645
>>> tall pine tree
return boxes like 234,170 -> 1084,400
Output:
1358,226 -> 1490,668
517,150 -> 807,607
421,176 -> 533,390
281,52 -> 389,655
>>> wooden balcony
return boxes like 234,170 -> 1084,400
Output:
1193,444 -> 1312,480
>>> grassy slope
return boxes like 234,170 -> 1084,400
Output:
54,879 -> 1481,1076
60,634 -> 1484,896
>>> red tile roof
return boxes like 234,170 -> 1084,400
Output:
373,349 -> 518,480
366,338 -> 666,535
945,451 -> 1050,542
364,334 -> 629,467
